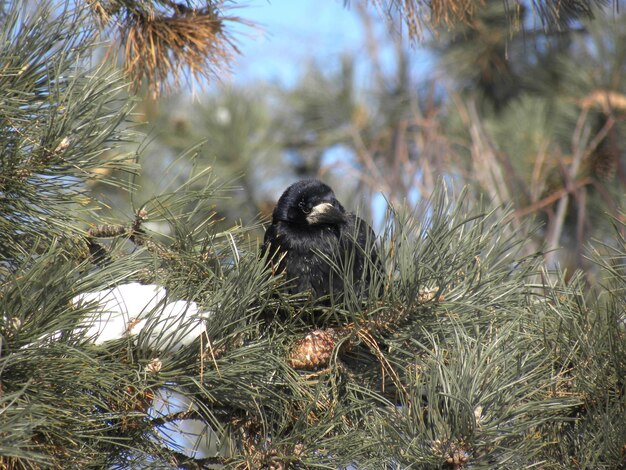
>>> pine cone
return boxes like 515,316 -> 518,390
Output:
267,455 -> 286,470
287,329 -> 338,370
593,145 -> 618,182
432,439 -> 470,469
129,386 -> 155,414
417,287 -> 444,303
106,385 -> 155,432
591,114 -> 619,182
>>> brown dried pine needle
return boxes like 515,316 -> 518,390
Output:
90,2 -> 246,96
123,7 -> 241,95
369,0 -> 486,41
430,0 -> 485,28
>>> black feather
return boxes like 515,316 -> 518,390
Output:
262,179 -> 379,300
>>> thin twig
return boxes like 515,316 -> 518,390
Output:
513,177 -> 592,218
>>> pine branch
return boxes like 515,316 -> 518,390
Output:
357,0 -> 613,42
0,3 -> 136,268
89,0 -> 249,96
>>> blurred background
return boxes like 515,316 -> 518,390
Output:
91,0 -> 626,282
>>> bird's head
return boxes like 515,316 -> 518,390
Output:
272,179 -> 347,226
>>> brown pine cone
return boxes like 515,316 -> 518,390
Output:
287,329 -> 338,370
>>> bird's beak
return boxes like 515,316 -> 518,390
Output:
306,203 -> 347,225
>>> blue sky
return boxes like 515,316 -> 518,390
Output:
227,0 -> 436,89
230,0 -> 366,86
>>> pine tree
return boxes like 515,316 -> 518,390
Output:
435,0 -> 626,276
2,1 -> 625,469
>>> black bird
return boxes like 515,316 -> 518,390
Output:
262,179 -> 379,300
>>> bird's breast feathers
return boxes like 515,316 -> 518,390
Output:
273,222 -> 339,252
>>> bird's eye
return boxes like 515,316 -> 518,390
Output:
298,201 -> 310,214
